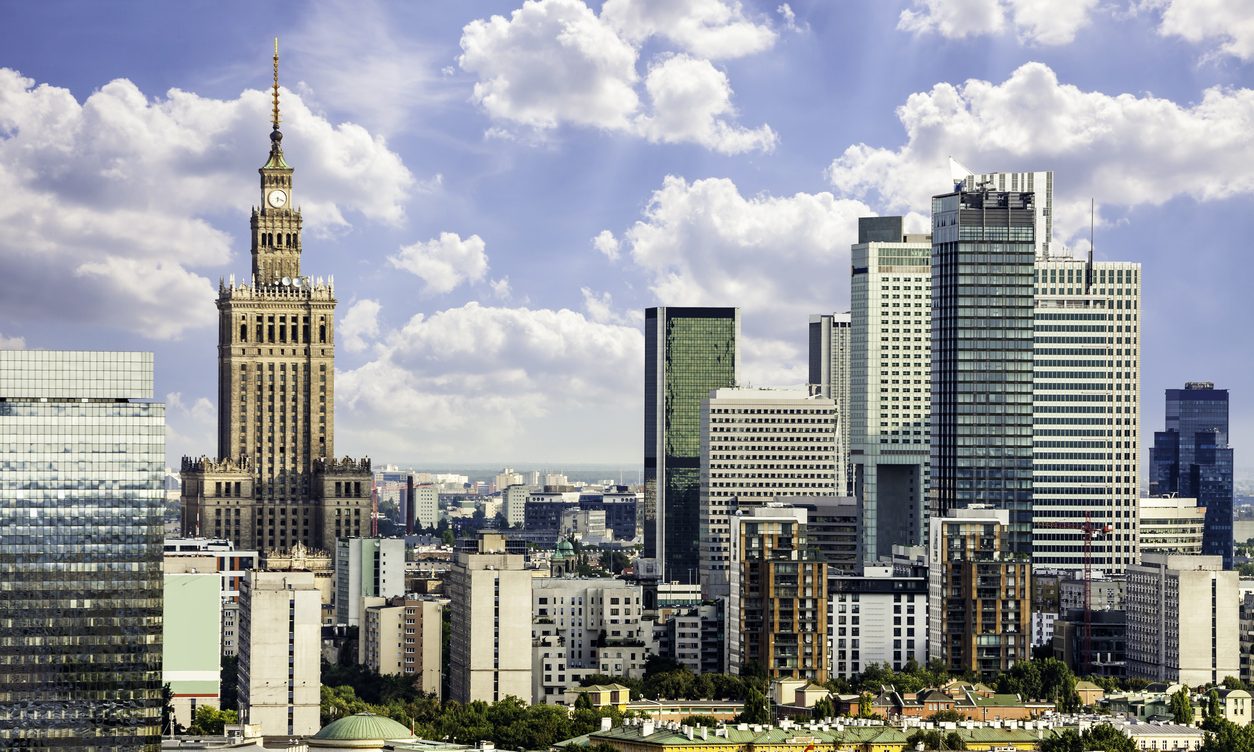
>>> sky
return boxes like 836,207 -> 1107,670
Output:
0,0 -> 1251,474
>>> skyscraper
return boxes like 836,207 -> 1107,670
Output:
238,569 -> 321,736
644,307 -> 739,584
954,168 -> 1053,259
181,42 -> 372,555
849,216 -> 932,562
0,351 -> 165,749
1032,257 -> 1141,573
698,387 -> 841,597
808,313 -> 851,493
1150,383 -> 1234,567
929,188 -> 1036,556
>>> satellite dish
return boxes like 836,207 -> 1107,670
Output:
281,276 -> 291,286
292,277 -> 302,288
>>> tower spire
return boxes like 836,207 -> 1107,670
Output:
264,37 -> 290,170
272,37 -> 281,131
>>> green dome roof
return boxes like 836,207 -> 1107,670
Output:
557,538 -> 575,553
310,713 -> 416,748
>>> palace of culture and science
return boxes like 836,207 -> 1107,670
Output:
181,46 -> 371,554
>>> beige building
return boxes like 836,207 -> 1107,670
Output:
447,533 -> 533,703
1138,496 -> 1205,556
238,569 -> 321,736
266,541 -> 335,624
699,387 -> 841,599
359,596 -> 445,697
180,47 -> 372,554
1126,553 -> 1239,685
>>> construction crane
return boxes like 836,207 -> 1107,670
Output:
1036,512 -> 1112,671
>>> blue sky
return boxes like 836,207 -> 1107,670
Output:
0,0 -> 1251,473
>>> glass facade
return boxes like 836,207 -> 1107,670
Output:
644,307 -> 737,584
0,351 -> 164,750
1150,383 -> 1233,567
930,190 -> 1036,557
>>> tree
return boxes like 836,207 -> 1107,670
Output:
219,655 -> 239,711
1040,724 -> 1134,752
1203,689 -> 1224,731
1170,688 -> 1194,725
812,697 -> 836,720
188,705 -> 239,735
906,730 -> 965,750
858,692 -> 875,719
680,715 -> 720,727
929,709 -> 965,723
737,688 -> 770,724
1201,720 -> 1254,752
1224,676 -> 1249,691
575,692 -> 594,710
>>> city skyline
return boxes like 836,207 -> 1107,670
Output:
0,2 -> 1251,469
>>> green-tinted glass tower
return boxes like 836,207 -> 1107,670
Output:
644,307 -> 739,584
929,189 -> 1036,557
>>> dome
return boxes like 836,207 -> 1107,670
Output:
309,712 -> 417,749
554,538 -> 575,560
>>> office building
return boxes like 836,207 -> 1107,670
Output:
359,596 -> 444,696
0,351 -> 164,749
808,312 -> 852,494
503,483 -> 530,528
1138,496 -> 1206,556
953,169 -> 1054,258
1150,383 -> 1234,567
849,217 -> 932,562
1126,553 -> 1239,685
930,189 -> 1036,556
1032,257 -> 1141,573
578,487 -> 641,543
1052,609 -> 1126,679
181,47 -> 372,553
645,306 -> 740,584
928,507 -> 1031,675
525,489 -> 581,535
447,533 -> 533,703
828,564 -> 928,678
335,538 -> 406,626
790,496 -> 861,574
407,481 -> 439,531
699,387 -> 841,597
163,570 -> 223,729
1059,572 -> 1124,613
728,506 -> 828,682
238,569 -> 321,736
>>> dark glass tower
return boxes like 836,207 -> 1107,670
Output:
0,352 -> 164,750
929,189 -> 1036,557
1150,382 -> 1234,567
644,307 -> 738,584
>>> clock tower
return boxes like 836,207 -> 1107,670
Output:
181,40 -> 372,555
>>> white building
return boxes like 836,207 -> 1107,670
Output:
808,312 -> 852,495
828,564 -> 927,678
532,578 -> 649,704
163,569 -> 222,728
495,468 -> 524,492
335,537 -> 407,627
955,168 -> 1054,258
848,222 -> 932,562
238,570 -> 321,737
359,595 -> 445,696
699,387 -> 841,598
409,483 -> 439,530
1138,496 -> 1205,556
502,483 -> 530,528
163,538 -> 259,656
1032,257 -> 1141,574
1126,553 -> 1239,685
447,533 -> 533,703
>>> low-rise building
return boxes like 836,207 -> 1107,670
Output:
358,595 -> 445,697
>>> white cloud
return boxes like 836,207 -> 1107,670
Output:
165,391 -> 217,464
593,229 -> 622,260
777,3 -> 807,33
827,62 -> 1254,244
388,232 -> 489,295
458,0 -> 775,153
898,0 -> 1098,45
490,277 -> 513,300
0,68 -> 415,339
0,332 -> 25,349
600,0 -> 777,59
340,299 -> 382,353
636,54 -> 778,154
1150,0 -> 1254,61
335,301 -> 643,462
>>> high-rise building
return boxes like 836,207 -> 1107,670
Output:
162,570 -> 223,729
1138,496 -> 1206,557
447,533 -> 533,703
503,483 -> 530,528
929,189 -> 1036,556
0,351 -> 165,749
1032,257 -> 1141,572
1126,553 -> 1239,685
644,307 -> 739,584
928,507 -> 1032,676
728,505 -> 828,682
849,217 -> 932,562
181,44 -> 372,554
335,537 -> 407,626
238,569 -> 321,737
699,387 -> 841,597
1150,383 -> 1234,567
790,496 -> 862,574
359,595 -> 445,696
954,168 -> 1054,259
829,564 -> 928,678
808,313 -> 852,493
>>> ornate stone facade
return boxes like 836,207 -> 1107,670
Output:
181,52 -> 371,555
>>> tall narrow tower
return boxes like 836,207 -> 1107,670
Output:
182,41 -> 372,556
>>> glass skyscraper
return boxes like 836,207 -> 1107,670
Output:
929,189 -> 1036,557
1150,383 -> 1234,567
644,307 -> 738,584
0,351 -> 165,750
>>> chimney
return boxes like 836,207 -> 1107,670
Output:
642,721 -> 655,737
601,718 -> 613,732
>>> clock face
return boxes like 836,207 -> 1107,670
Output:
267,189 -> 288,208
